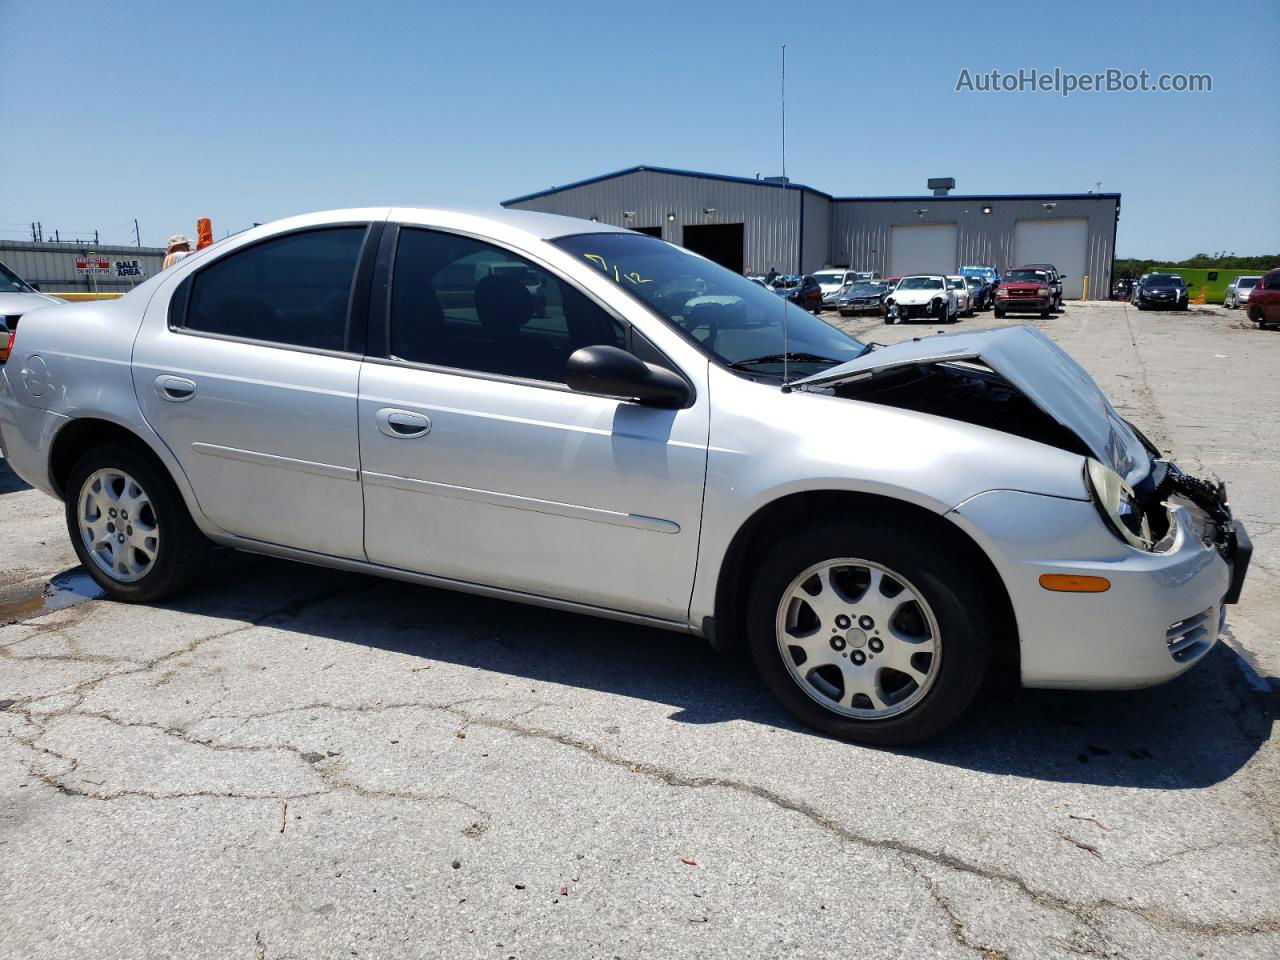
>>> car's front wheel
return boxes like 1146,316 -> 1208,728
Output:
747,520 -> 994,745
65,445 -> 212,602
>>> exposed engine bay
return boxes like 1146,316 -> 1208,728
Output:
828,360 -> 1093,458
828,359 -> 1241,558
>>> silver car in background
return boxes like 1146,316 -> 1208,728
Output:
1224,276 -> 1260,309
0,208 -> 1250,745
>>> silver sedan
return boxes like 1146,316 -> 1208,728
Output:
0,207 -> 1250,744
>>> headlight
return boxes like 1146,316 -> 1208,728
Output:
1037,286 -> 1049,296
1085,458 -> 1153,550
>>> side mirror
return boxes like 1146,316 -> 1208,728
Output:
565,345 -> 692,408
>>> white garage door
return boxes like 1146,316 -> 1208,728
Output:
1013,219 -> 1089,299
890,224 -> 958,277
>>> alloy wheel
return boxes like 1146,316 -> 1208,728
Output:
77,468 -> 160,583
776,558 -> 941,719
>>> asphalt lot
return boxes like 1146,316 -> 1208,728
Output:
1,299 -> 1277,959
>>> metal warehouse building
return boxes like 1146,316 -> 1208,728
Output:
0,240 -> 166,295
503,166 -> 1121,300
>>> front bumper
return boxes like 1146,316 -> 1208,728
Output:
1139,295 -> 1185,309
887,301 -> 948,320
998,296 -> 1050,312
949,488 -> 1243,690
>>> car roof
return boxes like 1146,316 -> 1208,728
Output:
256,206 -> 632,244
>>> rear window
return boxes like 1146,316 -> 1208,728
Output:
182,226 -> 368,351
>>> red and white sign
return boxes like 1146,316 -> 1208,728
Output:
75,256 -> 111,275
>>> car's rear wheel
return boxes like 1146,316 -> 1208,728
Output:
65,445 -> 212,602
746,520 -> 994,745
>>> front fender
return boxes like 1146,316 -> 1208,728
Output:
687,367 -> 1090,625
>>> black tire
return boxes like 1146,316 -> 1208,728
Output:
1040,308 -> 1050,318
746,518 -> 995,746
64,444 -> 212,602
994,307 -> 1005,319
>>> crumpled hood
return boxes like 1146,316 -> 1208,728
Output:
890,287 -> 948,305
791,324 -> 1150,485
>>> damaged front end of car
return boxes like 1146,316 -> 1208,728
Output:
787,324 -> 1251,602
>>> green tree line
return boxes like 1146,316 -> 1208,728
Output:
1114,252 -> 1279,278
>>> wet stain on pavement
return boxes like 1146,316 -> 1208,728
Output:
0,569 -> 104,625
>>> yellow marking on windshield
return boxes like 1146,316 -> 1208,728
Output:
581,253 -> 652,286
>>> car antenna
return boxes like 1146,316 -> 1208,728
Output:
780,42 -> 790,390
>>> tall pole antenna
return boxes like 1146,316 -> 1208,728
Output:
781,44 -> 787,181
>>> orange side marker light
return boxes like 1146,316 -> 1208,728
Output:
1039,574 -> 1111,593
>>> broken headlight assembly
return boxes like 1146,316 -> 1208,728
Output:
1085,458 -> 1159,550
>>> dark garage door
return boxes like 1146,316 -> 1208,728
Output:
682,223 -> 744,273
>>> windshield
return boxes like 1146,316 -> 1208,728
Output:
1238,277 -> 1259,289
812,272 -> 845,285
553,233 -> 866,377
0,261 -> 34,294
964,277 -> 982,287
1005,270 -> 1048,282
1146,274 -> 1183,287
898,277 -> 944,290
946,278 -> 964,288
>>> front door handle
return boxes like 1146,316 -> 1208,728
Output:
375,408 -> 431,439
155,375 -> 197,402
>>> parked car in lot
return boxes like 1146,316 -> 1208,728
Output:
1129,275 -> 1149,305
1134,273 -> 1189,311
958,265 -> 1001,298
835,280 -> 891,316
963,275 -> 991,311
1,259 -> 62,365
995,267 -> 1054,318
883,275 -> 958,323
946,276 -> 975,317
1022,263 -> 1064,310
813,269 -> 858,309
1246,268 -> 1280,328
771,274 -> 823,313
1223,276 -> 1260,309
0,207 -> 1250,745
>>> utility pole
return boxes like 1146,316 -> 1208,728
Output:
133,219 -> 141,247
30,222 -> 37,242
781,44 -> 787,182
94,229 -> 99,245
37,222 -> 43,241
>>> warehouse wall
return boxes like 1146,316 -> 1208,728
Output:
0,240 -> 165,293
830,195 -> 1119,299
506,170 -> 810,275
799,191 -> 831,275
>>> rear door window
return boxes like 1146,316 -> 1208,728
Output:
182,226 -> 368,351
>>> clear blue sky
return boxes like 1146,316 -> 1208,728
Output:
3,0 -> 1277,258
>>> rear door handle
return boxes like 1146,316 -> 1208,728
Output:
155,375 -> 197,402
375,408 -> 431,439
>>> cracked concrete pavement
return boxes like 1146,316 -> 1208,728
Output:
1,300 -> 1277,959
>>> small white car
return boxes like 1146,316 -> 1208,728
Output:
947,276 -> 974,317
0,208 -> 1251,745
882,275 -> 958,324
1223,276 -> 1260,309
813,269 -> 858,309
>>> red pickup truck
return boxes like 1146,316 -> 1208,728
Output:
994,266 -> 1054,319
1247,268 -> 1280,328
